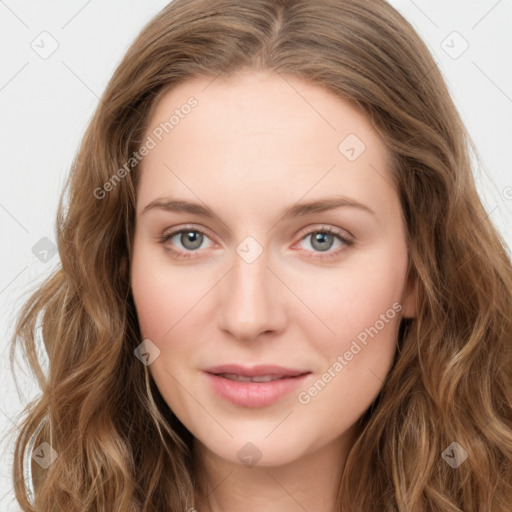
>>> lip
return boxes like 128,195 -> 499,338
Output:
204,364 -> 311,408
204,364 -> 309,378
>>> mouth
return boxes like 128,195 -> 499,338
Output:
213,373 -> 306,383
203,365 -> 311,407
204,363 -> 310,378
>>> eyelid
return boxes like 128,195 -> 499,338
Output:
159,224 -> 218,247
161,223 -> 215,237
294,223 -> 354,242
158,223 -> 354,259
290,224 -> 354,260
160,223 -> 353,243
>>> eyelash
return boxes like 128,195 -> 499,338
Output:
157,224 -> 354,261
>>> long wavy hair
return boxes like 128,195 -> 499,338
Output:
6,0 -> 512,510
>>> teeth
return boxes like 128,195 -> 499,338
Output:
250,375 -> 282,382
218,373 -> 285,382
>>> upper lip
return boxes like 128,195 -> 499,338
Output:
204,364 -> 310,378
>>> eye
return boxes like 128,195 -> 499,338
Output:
158,224 -> 354,261
293,225 -> 354,260
158,226 -> 215,260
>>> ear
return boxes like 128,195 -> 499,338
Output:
401,266 -> 417,319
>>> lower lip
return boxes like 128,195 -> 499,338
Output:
205,372 -> 310,408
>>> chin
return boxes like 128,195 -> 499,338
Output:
194,428 -> 313,469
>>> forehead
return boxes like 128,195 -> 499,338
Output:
137,70 -> 396,219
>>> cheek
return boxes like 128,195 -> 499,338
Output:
131,251 -> 200,411
131,269 -> 170,341
294,267 -> 403,430
130,242 -> 205,341
298,256 -> 406,350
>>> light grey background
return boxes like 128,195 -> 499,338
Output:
0,0 -> 511,509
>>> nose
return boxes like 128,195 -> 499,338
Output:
217,246 -> 286,343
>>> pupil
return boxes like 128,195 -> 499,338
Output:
312,232 -> 332,252
182,231 -> 202,249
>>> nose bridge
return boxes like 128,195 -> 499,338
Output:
217,241 -> 284,341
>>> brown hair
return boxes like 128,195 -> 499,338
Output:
7,0 -> 512,510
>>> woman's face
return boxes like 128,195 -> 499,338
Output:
130,69 -> 416,468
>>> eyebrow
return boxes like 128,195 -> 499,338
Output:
141,195 -> 375,218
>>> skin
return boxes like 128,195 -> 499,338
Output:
130,69 -> 417,512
